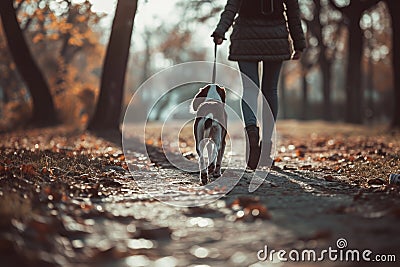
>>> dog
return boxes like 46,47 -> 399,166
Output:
191,84 -> 227,185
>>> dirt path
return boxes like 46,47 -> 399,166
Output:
1,121 -> 399,266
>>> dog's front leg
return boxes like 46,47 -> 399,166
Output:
195,119 -> 208,185
210,126 -> 223,178
206,141 -> 215,175
197,140 -> 208,185
199,155 -> 208,185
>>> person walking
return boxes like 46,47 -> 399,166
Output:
212,0 -> 306,170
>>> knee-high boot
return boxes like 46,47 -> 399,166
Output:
245,125 -> 261,170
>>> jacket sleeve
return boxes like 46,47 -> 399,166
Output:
284,0 -> 306,51
212,0 -> 242,39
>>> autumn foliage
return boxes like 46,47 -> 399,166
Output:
1,0 -> 105,130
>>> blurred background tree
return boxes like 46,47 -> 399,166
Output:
0,0 -> 57,126
0,0 -> 105,130
88,0 -> 138,131
301,0 -> 345,121
329,0 -> 382,123
384,0 -> 400,127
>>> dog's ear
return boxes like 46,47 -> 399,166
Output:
191,85 -> 210,112
217,85 -> 226,104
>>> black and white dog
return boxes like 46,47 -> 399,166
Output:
191,84 -> 227,185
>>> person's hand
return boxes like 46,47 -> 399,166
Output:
213,36 -> 224,45
291,50 -> 302,60
211,32 -> 224,45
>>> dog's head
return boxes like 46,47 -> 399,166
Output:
190,84 -> 226,113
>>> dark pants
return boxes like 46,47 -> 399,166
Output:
239,61 -> 282,127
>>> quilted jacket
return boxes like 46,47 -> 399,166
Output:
213,0 -> 306,61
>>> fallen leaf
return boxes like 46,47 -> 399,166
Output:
102,165 -> 126,173
299,165 -> 312,170
0,165 -> 6,173
295,149 -> 305,158
324,175 -> 335,182
230,197 -> 271,221
20,164 -> 38,176
367,178 -> 386,186
283,165 -> 297,170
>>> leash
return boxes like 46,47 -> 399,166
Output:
212,43 -> 217,84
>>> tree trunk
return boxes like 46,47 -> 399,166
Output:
301,70 -> 308,120
309,0 -> 333,121
320,49 -> 332,121
141,30 -> 152,84
0,0 -> 57,126
88,0 -> 138,131
386,0 -> 400,127
366,38 -> 374,122
345,21 -> 364,123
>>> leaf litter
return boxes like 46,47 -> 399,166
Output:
1,123 -> 400,266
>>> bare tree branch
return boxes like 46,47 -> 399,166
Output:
360,0 -> 382,11
21,16 -> 33,31
327,0 -> 345,12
